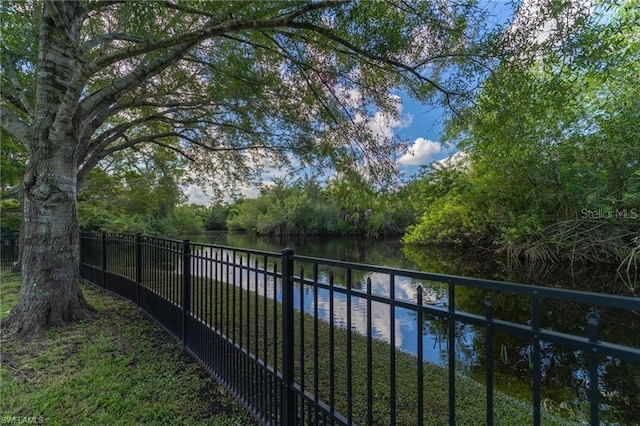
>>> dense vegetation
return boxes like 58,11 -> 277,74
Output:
76,146 -> 209,236
224,175 -> 415,236
0,155 -> 415,238
403,2 -> 639,279
2,1 -> 636,277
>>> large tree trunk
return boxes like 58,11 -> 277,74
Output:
2,149 -> 93,338
2,1 -> 93,338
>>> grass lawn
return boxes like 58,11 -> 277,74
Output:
1,270 -> 574,425
0,272 -> 254,425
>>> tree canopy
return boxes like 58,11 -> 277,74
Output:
1,0 -> 509,195
5,0 -> 554,337
404,0 -> 639,285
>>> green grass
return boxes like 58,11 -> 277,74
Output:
184,274 -> 575,425
1,269 -> 576,425
0,272 -> 254,425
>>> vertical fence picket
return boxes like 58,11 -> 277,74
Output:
532,293 -> 542,426
232,249 -> 237,345
485,297 -> 494,426
588,312 -> 600,426
448,280 -> 456,426
390,274 -> 397,425
182,240 -> 191,347
313,263 -> 320,426
281,248 -> 295,426
366,277 -> 373,426
80,232 -> 84,266
299,266 -> 306,421
77,233 -> 640,426
346,268 -> 353,423
329,271 -> 335,416
101,232 -> 106,289
272,261 -> 279,425
417,286 -> 424,425
135,233 -> 141,306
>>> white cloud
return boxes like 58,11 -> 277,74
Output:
184,183 -> 211,205
352,94 -> 412,142
434,150 -> 469,170
398,138 -> 441,166
368,110 -> 407,140
183,154 -> 294,205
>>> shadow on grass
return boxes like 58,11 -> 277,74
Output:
0,272 -> 254,425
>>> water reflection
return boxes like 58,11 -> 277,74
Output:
61,232 -> 640,423
184,232 -> 639,423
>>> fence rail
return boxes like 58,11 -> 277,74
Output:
77,232 -> 640,425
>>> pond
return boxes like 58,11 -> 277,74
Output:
3,231 -> 638,423
185,231 -> 640,424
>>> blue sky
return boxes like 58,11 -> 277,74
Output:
394,93 -> 452,177
394,0 -> 522,176
184,1 -> 521,204
185,95 -> 454,204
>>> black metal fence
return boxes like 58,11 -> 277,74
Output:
0,233 -> 19,272
79,232 -> 640,425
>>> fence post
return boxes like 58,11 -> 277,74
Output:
101,232 -> 107,290
79,232 -> 84,267
79,232 -> 84,278
136,233 -> 142,306
588,312 -> 600,426
182,240 -> 191,348
281,248 -> 296,426
484,297 -> 494,426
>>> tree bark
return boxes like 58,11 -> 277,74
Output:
2,1 -> 93,338
3,159 -> 94,338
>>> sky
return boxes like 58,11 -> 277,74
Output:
394,94 -> 452,173
184,97 -> 453,205
184,1 -> 522,205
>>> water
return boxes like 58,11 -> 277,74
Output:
3,232 -> 638,422
185,231 -> 640,424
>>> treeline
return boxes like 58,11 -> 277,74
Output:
2,2 -> 636,278
0,151 -> 416,238
76,148 -> 208,236
67,168 -> 416,238
208,176 -> 415,237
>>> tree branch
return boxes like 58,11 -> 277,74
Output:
146,139 -> 196,162
0,50 -> 34,116
81,1 -> 345,76
287,21 -> 456,99
80,32 -> 146,52
77,1 -> 349,166
155,0 -> 222,19
1,185 -> 22,199
0,105 -> 30,145
78,127 -> 288,185
77,39 -> 198,130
